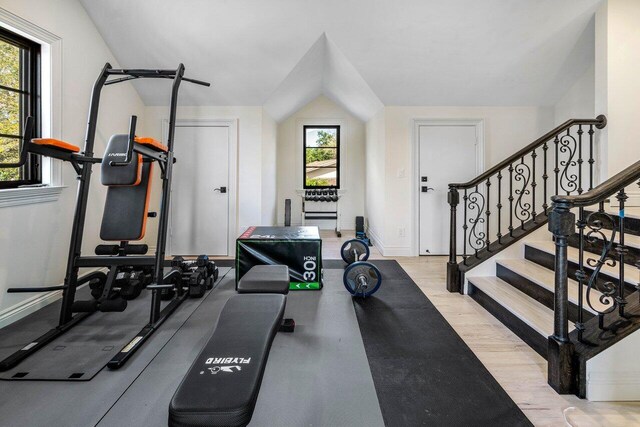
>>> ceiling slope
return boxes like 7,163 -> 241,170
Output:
264,34 -> 383,122
79,0 -> 602,109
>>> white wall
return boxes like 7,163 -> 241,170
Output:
554,64 -> 595,126
0,1 -> 147,319
587,329 -> 640,401
276,95 -> 366,230
144,105 -> 270,240
365,107 -> 386,246
367,106 -> 553,256
595,0 -> 640,204
261,111 -> 278,225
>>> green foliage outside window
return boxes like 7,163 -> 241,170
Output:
0,40 -> 21,181
305,130 -> 337,163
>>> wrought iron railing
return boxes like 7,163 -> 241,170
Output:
548,160 -> 640,393
446,116 -> 607,292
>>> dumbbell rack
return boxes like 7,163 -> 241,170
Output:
300,189 -> 342,237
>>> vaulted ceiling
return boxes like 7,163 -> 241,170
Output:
79,0 -> 601,121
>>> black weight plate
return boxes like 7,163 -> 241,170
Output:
340,238 -> 370,264
343,261 -> 382,297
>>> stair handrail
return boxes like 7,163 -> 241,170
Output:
450,116 -> 607,190
551,159 -> 640,207
446,115 -> 608,293
547,159 -> 640,393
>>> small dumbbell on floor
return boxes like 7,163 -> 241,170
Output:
340,239 -> 382,298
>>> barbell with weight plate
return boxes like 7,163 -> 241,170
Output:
340,238 -> 370,265
343,261 -> 382,297
340,238 -> 382,297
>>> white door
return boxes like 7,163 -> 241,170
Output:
170,126 -> 230,256
419,125 -> 478,255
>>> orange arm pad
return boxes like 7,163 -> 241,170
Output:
32,138 -> 80,153
135,136 -> 168,153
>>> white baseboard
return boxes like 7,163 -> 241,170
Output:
381,246 -> 413,257
587,371 -> 640,401
366,227 -> 413,256
0,268 -> 105,329
367,227 -> 384,251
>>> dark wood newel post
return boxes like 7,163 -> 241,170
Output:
447,186 -> 461,293
547,201 -> 576,393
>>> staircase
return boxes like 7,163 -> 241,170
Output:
446,115 -> 640,399
467,214 -> 640,397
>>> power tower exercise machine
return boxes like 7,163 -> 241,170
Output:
0,63 -> 212,371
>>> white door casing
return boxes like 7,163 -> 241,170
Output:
413,120 -> 484,255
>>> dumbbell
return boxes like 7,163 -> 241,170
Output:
340,239 -> 382,298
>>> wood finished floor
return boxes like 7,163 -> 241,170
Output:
319,230 -> 640,427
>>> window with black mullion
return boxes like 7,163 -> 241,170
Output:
303,125 -> 340,189
0,27 -> 41,189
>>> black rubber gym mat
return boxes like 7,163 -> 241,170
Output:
353,260 -> 532,426
0,267 -> 231,381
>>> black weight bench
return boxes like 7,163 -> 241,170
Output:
237,264 -> 290,294
169,265 -> 291,427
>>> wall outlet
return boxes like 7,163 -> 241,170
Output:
398,227 -> 405,237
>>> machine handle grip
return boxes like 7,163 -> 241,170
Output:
0,117 -> 34,169
110,115 -> 137,166
183,76 -> 211,87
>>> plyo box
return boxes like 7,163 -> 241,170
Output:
236,226 -> 323,290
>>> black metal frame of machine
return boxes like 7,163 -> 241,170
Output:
0,63 -> 211,371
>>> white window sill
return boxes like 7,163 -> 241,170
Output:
0,186 -> 65,208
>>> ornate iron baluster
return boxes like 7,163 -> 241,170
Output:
616,190 -> 628,318
543,141 -> 549,215
532,149 -> 537,222
508,163 -> 514,236
559,129 -> 578,195
554,134 -> 560,195
486,178 -> 491,250
497,171 -> 503,244
462,188 -> 468,265
589,124 -> 595,190
514,157 -> 532,228
584,205 -> 620,330
577,125 -> 584,194
467,185 -> 486,257
638,179 -> 640,302
575,207 -> 587,342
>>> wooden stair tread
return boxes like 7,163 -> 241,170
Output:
526,240 -> 639,285
467,276 -> 574,337
497,259 -> 608,313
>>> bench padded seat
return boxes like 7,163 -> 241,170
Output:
237,265 -> 290,294
169,294 -> 286,427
